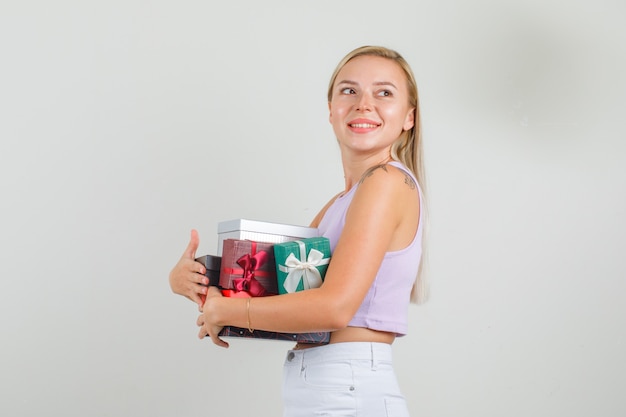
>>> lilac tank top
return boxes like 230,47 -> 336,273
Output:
317,161 -> 423,336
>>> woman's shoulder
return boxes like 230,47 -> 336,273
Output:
358,162 -> 417,194
348,163 -> 419,223
345,162 -> 420,251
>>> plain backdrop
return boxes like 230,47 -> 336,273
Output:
1,1 -> 625,416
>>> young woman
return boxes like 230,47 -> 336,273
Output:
169,45 -> 427,417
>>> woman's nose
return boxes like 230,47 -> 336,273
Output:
356,95 -> 372,112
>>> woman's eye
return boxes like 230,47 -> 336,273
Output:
377,90 -> 392,97
340,87 -> 356,95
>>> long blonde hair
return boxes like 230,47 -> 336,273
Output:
327,46 -> 429,304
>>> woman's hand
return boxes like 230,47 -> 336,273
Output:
169,229 -> 209,308
197,286 -> 229,348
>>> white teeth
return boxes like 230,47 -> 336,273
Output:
350,123 -> 378,128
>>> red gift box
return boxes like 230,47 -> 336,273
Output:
219,239 -> 278,296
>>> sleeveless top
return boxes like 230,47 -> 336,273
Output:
317,161 -> 423,336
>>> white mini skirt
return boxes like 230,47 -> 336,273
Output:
282,342 -> 410,417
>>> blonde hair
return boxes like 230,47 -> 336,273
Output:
327,46 -> 429,304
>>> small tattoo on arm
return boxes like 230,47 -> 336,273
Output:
359,164 -> 388,184
404,173 -> 416,190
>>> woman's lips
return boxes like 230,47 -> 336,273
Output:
348,119 -> 381,132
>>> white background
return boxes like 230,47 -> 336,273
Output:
1,1 -> 625,416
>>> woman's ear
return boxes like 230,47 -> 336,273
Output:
403,107 -> 415,131
328,101 -> 333,124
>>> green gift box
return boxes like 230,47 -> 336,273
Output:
273,237 -> 331,294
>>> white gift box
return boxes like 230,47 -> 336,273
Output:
217,219 -> 319,255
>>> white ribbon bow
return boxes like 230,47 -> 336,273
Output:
279,241 -> 329,293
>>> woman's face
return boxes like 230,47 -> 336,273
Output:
328,55 -> 415,159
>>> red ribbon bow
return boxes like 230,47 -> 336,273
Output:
230,247 -> 269,297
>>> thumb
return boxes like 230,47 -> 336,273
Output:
183,229 -> 200,259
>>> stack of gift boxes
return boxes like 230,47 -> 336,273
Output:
196,219 -> 332,344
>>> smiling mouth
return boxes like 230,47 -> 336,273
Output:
349,123 -> 380,128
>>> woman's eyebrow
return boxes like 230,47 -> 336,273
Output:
336,80 -> 398,89
373,81 -> 398,89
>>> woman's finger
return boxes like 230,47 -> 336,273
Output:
191,271 -> 209,285
210,332 -> 229,348
198,328 -> 208,339
188,290 -> 204,307
182,229 -> 200,260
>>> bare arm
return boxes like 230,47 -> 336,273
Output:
199,165 -> 420,346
